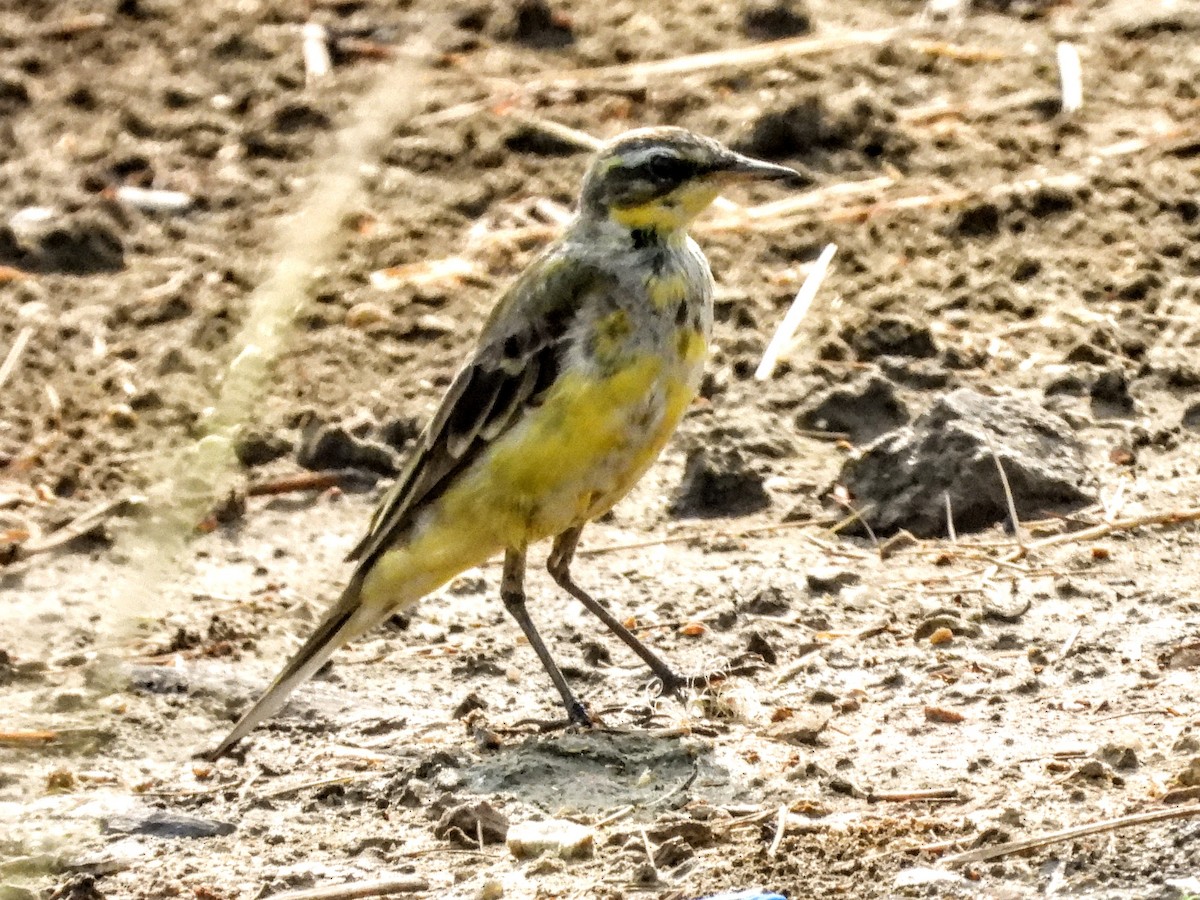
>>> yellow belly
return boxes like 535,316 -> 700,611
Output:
358,332 -> 706,609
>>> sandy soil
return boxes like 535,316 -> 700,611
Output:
3,0 -> 1200,898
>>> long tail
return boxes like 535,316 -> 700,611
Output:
204,573 -> 383,760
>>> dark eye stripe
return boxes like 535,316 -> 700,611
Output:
640,154 -> 695,185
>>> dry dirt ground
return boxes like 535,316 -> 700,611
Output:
3,0 -> 1200,898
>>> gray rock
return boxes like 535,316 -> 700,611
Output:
839,389 -> 1092,537
297,422 -> 398,476
102,810 -> 235,839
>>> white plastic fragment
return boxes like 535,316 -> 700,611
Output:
114,185 -> 194,214
303,21 -> 332,82
1056,41 -> 1082,115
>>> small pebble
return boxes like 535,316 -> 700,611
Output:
507,818 -> 595,860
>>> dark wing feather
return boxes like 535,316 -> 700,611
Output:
346,250 -> 608,569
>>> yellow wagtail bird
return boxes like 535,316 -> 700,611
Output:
207,127 -> 800,758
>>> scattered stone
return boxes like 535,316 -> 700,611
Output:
805,566 -> 861,594
1097,737 -> 1141,770
297,422 -> 398,476
105,403 -> 138,429
797,373 -> 908,444
928,627 -> 954,645
741,0 -> 812,40
745,631 -> 777,665
1090,367 -> 1137,417
1177,757 -> 1200,787
506,818 -> 595,860
494,0 -> 574,48
669,447 -> 770,518
504,124 -> 585,157
435,800 -> 509,848
847,315 -> 938,360
1181,401 -> 1200,432
102,809 -> 235,839
924,705 -> 964,724
234,429 -> 293,467
652,835 -> 694,868
765,710 -> 830,745
839,389 -> 1092,537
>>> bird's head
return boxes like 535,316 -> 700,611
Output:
579,126 -> 801,237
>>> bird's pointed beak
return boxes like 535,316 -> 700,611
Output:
714,152 -> 808,187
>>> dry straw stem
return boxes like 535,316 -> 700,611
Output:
767,802 -> 790,858
941,803 -> 1200,867
0,326 -> 33,391
531,28 -> 901,88
755,243 -> 837,381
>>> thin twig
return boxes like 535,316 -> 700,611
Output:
532,28 -> 900,87
868,788 -> 960,803
264,876 -> 429,900
941,804 -> 1200,866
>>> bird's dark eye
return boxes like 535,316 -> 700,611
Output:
644,153 -> 690,183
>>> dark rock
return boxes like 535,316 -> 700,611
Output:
743,586 -> 791,616
234,430 -> 294,467
504,124 -> 585,157
495,0 -> 574,48
669,447 -> 770,518
0,72 -> 31,115
805,566 -> 861,594
952,201 -> 1001,238
1064,341 -> 1110,365
298,422 -> 398,476
741,0 -> 812,40
848,316 -> 938,360
102,809 -> 235,839
1183,401 -> 1200,432
1,208 -> 125,275
271,102 -> 330,135
839,388 -> 1092,537
745,631 -> 778,665
797,373 -> 908,443
1090,368 -> 1137,417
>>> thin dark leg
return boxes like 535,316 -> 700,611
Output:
501,546 -> 592,727
548,526 -> 693,697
